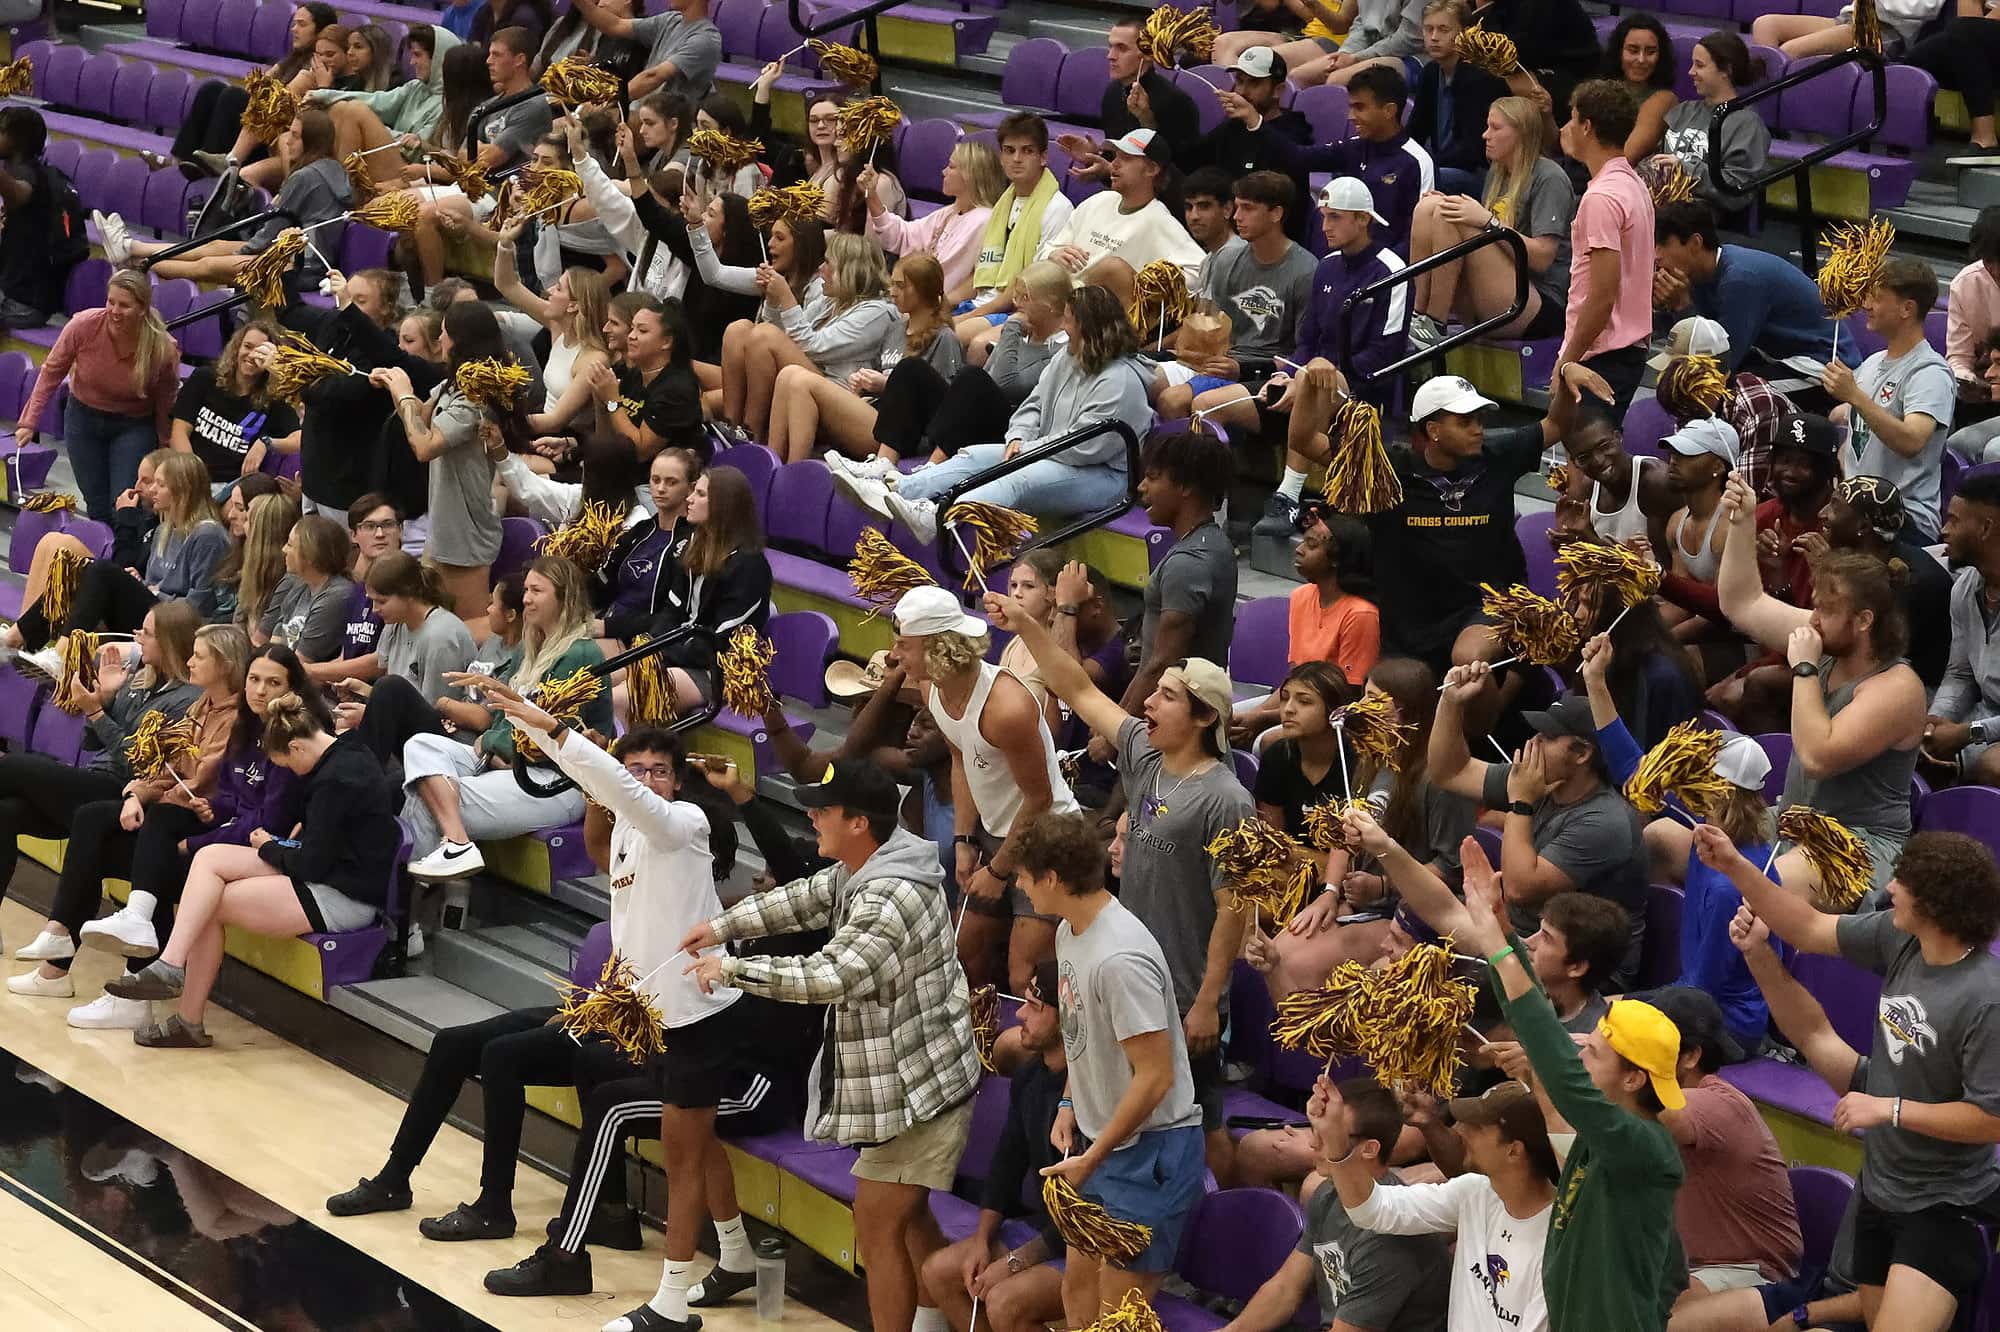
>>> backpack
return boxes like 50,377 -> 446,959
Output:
43,160 -> 87,272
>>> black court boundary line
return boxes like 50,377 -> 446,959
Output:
0,1166 -> 250,1332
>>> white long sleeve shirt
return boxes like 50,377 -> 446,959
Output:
1347,1171 -> 1553,1332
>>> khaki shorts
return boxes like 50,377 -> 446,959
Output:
852,1097 -> 975,1192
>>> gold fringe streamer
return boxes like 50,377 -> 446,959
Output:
1778,807 -> 1874,912
550,953 -> 669,1063
943,501 -> 1037,590
1553,540 -> 1662,612
1302,797 -> 1372,853
351,189 -> 423,234
125,709 -> 201,781
747,181 -> 827,230
19,491 -> 77,513
1272,959 -> 1375,1058
1270,942 -> 1477,1089
718,625 -> 777,719
1623,721 -> 1731,818
970,984 -> 998,1073
425,150 -> 491,203
1455,20 -> 1520,75
513,667 -> 604,763
1042,1172 -> 1153,1264
1480,582 -> 1580,665
1649,159 -> 1700,207
501,165 -> 582,227
687,128 -> 766,175
341,151 -> 379,203
1333,692 -> 1414,772
53,630 -> 101,714
624,634 -> 678,728
233,228 -> 306,309
265,331 -> 355,406
0,56 -> 33,98
541,54 -> 621,108
1126,259 -> 1193,340
1207,816 -> 1316,929
1545,462 -> 1571,494
1655,354 -> 1733,421
42,546 -> 89,630
1080,1288 -> 1165,1332
849,526 -> 936,609
535,500 -> 626,576
809,39 -> 878,88
1818,217 -> 1895,321
241,69 -> 297,145
1325,397 -> 1403,514
837,96 -> 902,157
455,356 -> 533,413
1137,6 -> 1219,67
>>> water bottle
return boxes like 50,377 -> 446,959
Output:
754,1236 -> 787,1321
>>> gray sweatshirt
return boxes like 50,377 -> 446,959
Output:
774,295 -> 900,384
1661,98 -> 1770,203
985,323 -> 1067,403
1345,0 -> 1426,58
1005,352 -> 1153,467
1934,566 -> 2000,725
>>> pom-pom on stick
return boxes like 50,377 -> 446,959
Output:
849,526 -> 936,610
19,491 -> 77,514
719,625 -> 777,720
42,545 -> 89,631
1137,6 -> 1219,67
1545,462 -> 1571,494
125,710 -> 202,795
1455,19 -> 1520,75
550,953 -> 669,1062
747,181 -> 826,230
1042,1172 -> 1153,1264
1648,159 -> 1701,207
265,332 -> 356,406
1302,797 -> 1372,853
809,39 -> 879,88
970,984 -> 999,1073
502,165 -> 583,226
232,228 -> 306,308
1655,354 -> 1732,422
1776,807 -> 1874,912
1127,259 -> 1193,349
541,54 -> 622,107
1272,959 -> 1375,1058
341,151 -> 380,202
52,630 -> 101,714
1333,692 -> 1414,772
838,96 -> 902,159
455,356 -> 533,413
688,128 -> 766,175
425,149 -> 491,202
1079,1288 -> 1166,1332
241,69 -> 298,145
1818,217 -> 1895,321
1480,582 -> 1581,667
1360,941 -> 1479,1090
1324,397 -> 1403,514
943,501 -> 1038,592
1554,539 -> 1663,611
1622,721 -> 1730,821
1207,816 -> 1317,929
0,55 -> 33,98
623,634 -> 678,728
351,189 -> 424,234
513,667 -> 604,763
535,500 -> 627,575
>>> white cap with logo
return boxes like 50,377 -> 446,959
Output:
1715,734 -> 1772,791
1410,375 -> 1498,423
1317,176 -> 1386,225
1226,46 -> 1285,80
1664,416 -> 1742,464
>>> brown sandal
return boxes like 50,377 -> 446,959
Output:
133,1015 -> 212,1048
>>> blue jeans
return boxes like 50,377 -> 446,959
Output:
65,397 -> 157,520
897,443 -> 1128,517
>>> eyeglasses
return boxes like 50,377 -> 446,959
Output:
808,113 -> 840,125
624,764 -> 676,782
356,519 -> 401,533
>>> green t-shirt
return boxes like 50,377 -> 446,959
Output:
477,638 -> 613,762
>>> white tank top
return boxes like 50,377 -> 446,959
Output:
1590,455 -> 1651,546
543,334 -> 583,414
1673,503 -> 1726,583
928,661 -> 1079,838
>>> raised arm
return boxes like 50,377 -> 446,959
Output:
1729,904 -> 1859,1092
984,588 -> 1129,744
1691,823 -> 1841,955
1717,470 -> 1811,650
1787,640 -> 1925,780
1349,811 -> 1476,939
1428,662 -> 1494,800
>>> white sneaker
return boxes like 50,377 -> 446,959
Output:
828,465 -> 895,521
407,840 -> 484,881
80,908 -> 159,958
97,210 -> 133,266
13,1064 -> 62,1093
14,928 -> 75,962
826,452 -> 893,482
8,968 -> 75,998
887,490 -> 940,544
67,992 -> 152,1030
81,1145 -> 160,1186
406,922 -> 425,958
14,646 -> 64,683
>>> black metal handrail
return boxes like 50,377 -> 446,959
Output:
933,416 -> 1142,588
143,207 -> 288,267
787,0 -> 886,92
512,623 -> 721,797
1335,224 -> 1528,389
1706,46 -> 1887,277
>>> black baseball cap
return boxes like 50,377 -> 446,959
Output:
796,758 -> 901,822
1640,985 -> 1746,1069
1772,410 -> 1843,461
1520,696 -> 1599,745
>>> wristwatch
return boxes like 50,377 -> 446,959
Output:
1791,661 -> 1821,679
605,399 -> 624,414
1791,1305 -> 1811,1328
1505,800 -> 1535,817
1005,1251 -> 1025,1276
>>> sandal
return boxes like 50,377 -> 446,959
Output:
133,1015 -> 211,1048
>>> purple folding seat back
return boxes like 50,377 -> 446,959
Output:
1227,595 -> 1289,691
899,118 -> 960,201
1514,511 -> 1560,601
109,59 -> 155,124
249,0 -> 297,62
767,611 -> 839,707
1788,1166 -> 1853,1274
40,43 -> 87,110
64,259 -> 111,316
999,37 -> 1065,112
1055,46 -> 1109,121
1175,1190 -> 1305,1302
765,462 -> 834,552
213,0 -> 262,56
1917,785 -> 2000,863
146,0 -> 187,42
1778,62 -> 1858,138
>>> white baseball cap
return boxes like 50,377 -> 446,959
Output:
1668,316 -> 1731,357
892,585 -> 987,638
1715,733 -> 1772,792
1317,176 -> 1385,225
1107,128 -> 1169,163
1226,47 -> 1286,80
1664,416 -> 1742,464
1410,375 -> 1497,423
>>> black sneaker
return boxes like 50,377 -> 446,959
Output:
326,1175 -> 412,1217
420,1201 -> 516,1241
582,1201 -> 644,1251
1251,493 -> 1301,541
484,1243 -> 593,1297
688,1263 -> 756,1307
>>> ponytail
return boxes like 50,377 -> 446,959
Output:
365,550 -> 451,607
261,691 -> 330,755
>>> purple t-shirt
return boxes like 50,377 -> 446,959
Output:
341,580 -> 382,660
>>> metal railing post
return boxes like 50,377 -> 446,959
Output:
1334,226 -> 1529,391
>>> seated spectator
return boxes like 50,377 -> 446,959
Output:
191,19 -> 361,187
495,438 -> 646,588
169,3 -> 340,173
1661,416 -> 1738,600
1408,94 -> 1575,351
1826,258 -> 1955,541
1252,659 -> 1363,837
865,141 -> 1003,304
1603,14 -> 1679,161
1187,52 -> 1313,244
1645,32 -> 1769,213
353,554 -> 479,710
1555,80 -> 1656,411
212,490 -> 302,634
1039,130 -> 1207,307
1752,0 -> 1949,59
1211,0 -> 1351,71
15,269 -> 180,520
256,514 -> 360,663
751,80 -> 907,232
1401,2 -> 1506,196
587,296 -> 705,461
1254,65 -> 1434,256
951,114 -> 1076,352
1242,514 -> 1383,740
309,25 -> 465,191
1911,20 -> 2000,151
1926,473 -> 2000,785
0,107 -> 66,327
1818,477 -> 1953,693
1654,203 -> 1836,379
769,254 -> 964,465
490,257 -> 611,440
833,287 -> 1152,542
1654,327 -> 1801,501
1947,209 -> 2000,400
706,218 -> 829,426
399,555 -> 614,881
1180,167 -> 1242,277
192,473 -> 284,625
636,465 -> 771,714
1715,470 -> 1926,897
725,234 -> 898,447
1548,402 -> 1674,552
569,0 -> 718,101
1064,18 -> 1200,178
597,448 -> 698,649
684,95 -> 762,199
171,321 -> 302,491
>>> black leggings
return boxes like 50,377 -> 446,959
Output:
351,674 -> 449,769
48,801 -> 208,974
1908,19 -> 2000,127
0,754 -> 125,899
171,80 -> 265,160
18,559 -> 157,651
924,365 -> 1019,460
871,357 -> 951,459
380,1006 -> 635,1213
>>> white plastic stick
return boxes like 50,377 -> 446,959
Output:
946,520 -> 988,594
1331,718 -> 1353,797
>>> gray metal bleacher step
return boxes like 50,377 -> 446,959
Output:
1958,167 -> 2000,212
74,22 -> 147,54
426,921 -> 574,1012
1886,180 -> 1983,249
327,974 -> 508,1051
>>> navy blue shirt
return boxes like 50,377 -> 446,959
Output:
1690,245 -> 1836,373
1295,241 -> 1411,407
1264,129 -> 1436,256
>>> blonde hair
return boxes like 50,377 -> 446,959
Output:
1710,784 -> 1773,849
1481,96 -> 1550,231
561,266 -> 611,355
952,139 -> 1005,207
139,600 -> 201,691
1015,259 -> 1074,311
923,628 -> 990,680
152,452 -> 223,554
193,623 -> 251,695
895,253 -> 951,359
105,270 -> 176,400
291,513 -> 353,579
260,690 -> 331,754
215,319 -> 282,404
512,555 -> 596,693
822,232 -> 890,315
237,491 -> 301,628
1423,0 -> 1468,23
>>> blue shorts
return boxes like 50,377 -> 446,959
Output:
952,298 -> 977,315
984,312 -> 1009,326
1187,374 -> 1232,397
1079,1124 -> 1206,1272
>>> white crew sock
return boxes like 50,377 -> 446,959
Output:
648,1259 -> 695,1321
1278,467 -> 1308,501
126,890 -> 158,920
912,1306 -> 951,1332
714,1213 -> 753,1271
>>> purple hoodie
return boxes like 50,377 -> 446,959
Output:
184,742 -> 306,853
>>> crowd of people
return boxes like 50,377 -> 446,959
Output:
1,0 -> 2000,1328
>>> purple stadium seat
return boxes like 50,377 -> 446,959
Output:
69,517 -> 115,559
174,290 -> 231,360
898,118 -> 961,203
1748,47 -> 1786,127
1228,595 -> 1290,690
822,490 -> 881,569
1641,884 -> 1684,989
1231,746 -> 1258,790
494,516 -> 544,584
1055,46 -> 1109,122
337,223 -> 395,274
1178,71 -> 1225,134
143,66 -> 194,134
29,695 -> 88,765
148,275 -> 197,327
1515,511 -> 1559,600
1624,396 -> 1674,455
1290,83 -> 1349,143
1174,1188 -> 1305,1302
140,166 -> 190,237
43,138 -> 81,180
1754,731 -> 1790,802
575,920 -> 613,986
108,59 -> 154,125
1856,61 -> 1937,151
179,0 -> 224,53
710,445 -> 775,518
767,610 -> 839,707
1228,957 -> 1276,1075
0,665 -> 44,747
950,1076 -> 1014,1190
211,0 -> 262,57
715,0 -> 761,59
39,44 -> 88,111
63,259 -> 111,317
146,0 -> 187,42
8,503 -> 73,575
70,149 -> 120,214
249,0 -> 296,62
95,157 -> 151,237
1789,1166 -> 1853,1274
1917,785 -> 2000,862
307,825 -> 408,992
995,37 -> 1065,115
1941,448 -> 1967,514
765,462 -> 834,553
1778,62 -> 1860,139
891,516 -> 948,587
0,350 -> 30,419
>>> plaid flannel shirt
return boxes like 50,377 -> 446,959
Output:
1726,372 -> 1795,498
710,837 -> 981,1146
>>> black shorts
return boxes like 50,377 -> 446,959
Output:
1521,288 -> 1566,341
651,992 -> 788,1118
1851,1193 -> 1998,1303
1190,1046 -> 1224,1132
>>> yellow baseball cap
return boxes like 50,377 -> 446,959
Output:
1598,999 -> 1687,1112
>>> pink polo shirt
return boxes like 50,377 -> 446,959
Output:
1564,156 -> 1656,361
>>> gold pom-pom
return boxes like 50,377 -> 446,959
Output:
943,501 -> 1037,591
1778,807 -> 1874,912
1623,721 -> 1731,818
1333,692 -> 1414,772
837,96 -> 902,157
849,526 -> 936,610
1302,797 -> 1372,853
1272,959 -> 1375,1058
341,151 -> 379,203
1481,582 -> 1580,665
1042,1172 -> 1153,1263
810,39 -> 878,88
1080,1288 -> 1165,1332
241,69 -> 298,145
1455,20 -> 1520,75
1362,940 -> 1479,1090
1207,816 -> 1317,929
718,625 -> 777,719
501,165 -> 582,226
425,150 -> 491,203
687,128 -> 766,175
623,634 -> 678,728
42,545 -> 89,630
1655,354 -> 1732,422
550,952 -> 668,1063
541,54 -> 622,108
970,984 -> 999,1072
1649,159 -> 1701,207
232,228 -> 306,308
1127,259 -> 1193,339
265,331 -> 355,406
1852,0 -> 1882,53
1818,217 -> 1895,320
1554,540 -> 1662,612
536,500 -> 627,576
454,356 -> 533,413
125,709 -> 201,781
1137,6 -> 1219,67
513,667 -> 604,763
1325,397 -> 1404,515
1545,462 -> 1571,494
52,630 -> 101,714
0,55 -> 33,98
19,491 -> 77,513
747,181 -> 827,230
351,189 -> 422,234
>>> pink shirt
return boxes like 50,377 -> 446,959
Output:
1564,156 -> 1656,361
867,201 -> 996,297
21,307 -> 179,439
1947,259 -> 2000,380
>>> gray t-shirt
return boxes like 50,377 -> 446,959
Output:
1837,909 -> 2000,1212
1115,716 -> 1256,1015
246,158 -> 349,277
628,12 -> 722,102
1057,897 -> 1202,1143
475,92 -> 554,169
261,573 -> 358,662
379,606 -> 479,703
1142,518 -> 1236,671
1851,340 -> 1956,536
1300,1172 -> 1453,1330
1204,237 -> 1319,365
1481,763 -> 1648,982
1662,97 -> 1771,204
1495,156 -> 1575,310
424,386 -> 504,568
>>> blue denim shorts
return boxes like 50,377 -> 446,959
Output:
1187,374 -> 1233,397
1079,1124 -> 1206,1272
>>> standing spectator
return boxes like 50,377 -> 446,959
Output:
1405,0 -> 1506,195
568,0 -> 718,101
1654,203 -> 1835,378
1555,79 -> 1655,411
1649,32 -> 1769,214
1122,432 -> 1238,710
16,270 -> 179,520
0,106 -> 66,327
1251,64 -> 1436,256
1926,472 -> 2000,785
